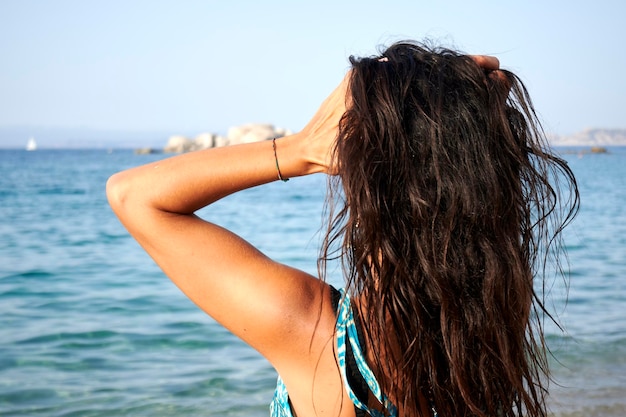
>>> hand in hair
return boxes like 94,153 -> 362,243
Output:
469,54 -> 500,70
298,71 -> 350,175
299,54 -> 503,176
471,54 -> 511,88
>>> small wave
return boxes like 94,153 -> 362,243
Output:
163,321 -> 205,330
17,330 -> 120,345
0,388 -> 58,404
0,189 -> 18,198
37,187 -> 87,196
2,270 -> 55,281
549,402 -> 626,417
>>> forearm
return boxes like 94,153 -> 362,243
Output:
106,133 -> 321,217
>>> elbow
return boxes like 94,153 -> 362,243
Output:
106,172 -> 131,216
107,171 -> 162,225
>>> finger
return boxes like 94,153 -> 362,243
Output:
489,69 -> 509,83
470,55 -> 500,71
489,69 -> 513,93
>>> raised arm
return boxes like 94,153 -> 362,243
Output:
105,73 -> 348,366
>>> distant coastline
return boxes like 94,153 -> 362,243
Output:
1,125 -> 626,150
548,128 -> 626,147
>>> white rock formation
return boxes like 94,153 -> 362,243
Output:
227,123 -> 290,145
194,133 -> 216,149
164,135 -> 193,153
548,128 -> 626,146
163,124 -> 292,153
214,135 -> 230,148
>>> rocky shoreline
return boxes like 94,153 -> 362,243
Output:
135,123 -> 292,154
548,128 -> 626,147
133,126 -> 626,155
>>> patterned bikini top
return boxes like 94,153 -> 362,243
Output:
269,287 -> 398,417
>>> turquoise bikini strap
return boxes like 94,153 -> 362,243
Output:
336,289 -> 398,417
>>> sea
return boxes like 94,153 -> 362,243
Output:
0,147 -> 624,417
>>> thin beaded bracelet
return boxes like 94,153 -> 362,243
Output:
272,138 -> 289,182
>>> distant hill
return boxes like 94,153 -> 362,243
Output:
549,128 -> 626,146
1,125 -> 625,149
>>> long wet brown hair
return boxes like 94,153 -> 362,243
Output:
320,41 -> 579,417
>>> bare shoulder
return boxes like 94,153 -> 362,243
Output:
270,282 -> 357,417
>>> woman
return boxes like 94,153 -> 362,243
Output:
107,41 -> 579,417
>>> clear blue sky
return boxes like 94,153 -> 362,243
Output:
1,0 -> 624,142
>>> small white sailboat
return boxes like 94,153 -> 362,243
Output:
26,137 -> 37,151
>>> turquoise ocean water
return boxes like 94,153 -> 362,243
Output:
1,148 -> 624,416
